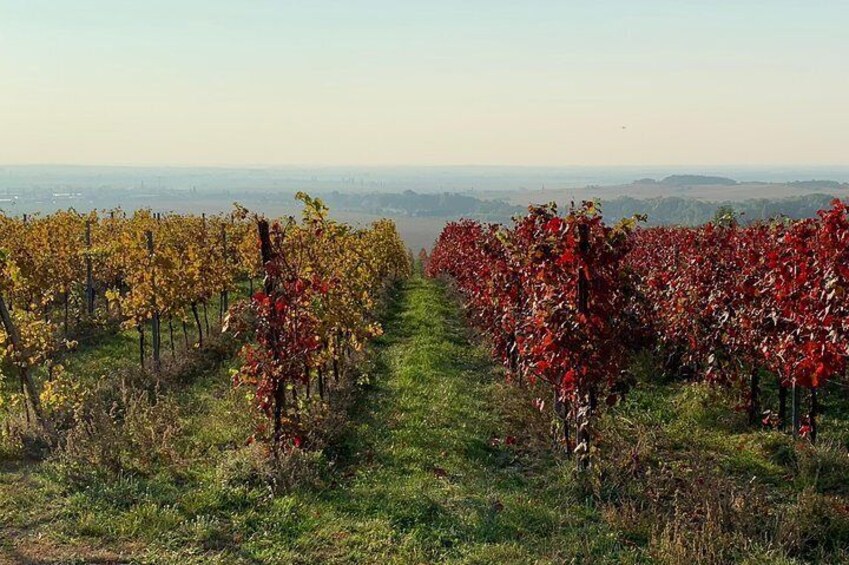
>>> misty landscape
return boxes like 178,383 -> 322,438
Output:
3,2 -> 849,564
4,165 -> 849,251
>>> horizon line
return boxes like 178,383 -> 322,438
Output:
3,162 -> 849,170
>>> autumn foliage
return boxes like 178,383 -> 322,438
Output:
0,198 -> 410,441
427,202 -> 636,465
428,200 -> 849,457
229,194 -> 411,451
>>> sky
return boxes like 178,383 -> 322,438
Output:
1,1 -> 848,167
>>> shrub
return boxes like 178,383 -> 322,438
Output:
57,382 -> 184,483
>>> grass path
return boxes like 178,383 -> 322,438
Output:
4,274 -> 847,563
280,275 -> 634,564
1,275 -> 638,564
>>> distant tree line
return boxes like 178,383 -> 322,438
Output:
600,193 -> 839,226
320,189 -> 843,227
322,190 -> 523,221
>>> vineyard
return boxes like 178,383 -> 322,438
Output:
427,201 -> 849,462
0,194 -> 409,447
1,198 -> 849,563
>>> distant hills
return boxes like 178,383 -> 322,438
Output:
4,166 -> 849,249
658,175 -> 738,186
599,193 -> 838,226
317,190 -> 841,227
631,175 -> 738,186
788,180 -> 849,189
639,175 -> 848,190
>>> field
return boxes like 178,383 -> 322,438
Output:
2,201 -> 849,564
5,0 -> 849,561
2,273 -> 848,563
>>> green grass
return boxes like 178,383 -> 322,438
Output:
60,285 -> 250,384
1,274 -> 848,564
0,275 -> 640,564
248,274 -> 638,564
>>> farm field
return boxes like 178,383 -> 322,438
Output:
5,3 -> 849,563
2,273 -> 848,563
6,2 -> 849,563
2,201 -> 849,564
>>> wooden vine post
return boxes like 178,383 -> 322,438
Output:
85,220 -> 95,315
778,384 -> 788,431
146,230 -> 161,372
791,381 -> 801,437
0,294 -> 44,425
220,223 -> 229,322
257,219 -> 285,449
809,388 -> 818,444
201,213 -> 210,335
575,222 -> 593,470
748,368 -> 761,426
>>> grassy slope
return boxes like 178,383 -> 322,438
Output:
61,286 -> 250,381
0,275 -> 639,564
256,275 -> 638,563
1,275 -> 847,563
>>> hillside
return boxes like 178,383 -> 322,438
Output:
2,200 -> 849,564
3,273 -> 848,563
660,174 -> 738,185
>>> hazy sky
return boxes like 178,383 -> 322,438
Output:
1,1 -> 847,167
